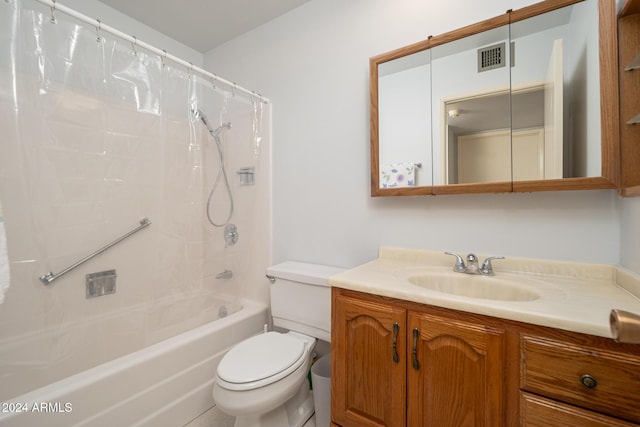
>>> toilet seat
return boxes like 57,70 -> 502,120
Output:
216,332 -> 309,391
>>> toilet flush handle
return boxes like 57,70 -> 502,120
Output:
266,274 -> 276,284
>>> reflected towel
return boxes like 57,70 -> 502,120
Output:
380,163 -> 416,188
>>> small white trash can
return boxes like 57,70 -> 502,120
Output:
311,354 -> 331,427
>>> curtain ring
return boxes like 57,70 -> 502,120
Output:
187,62 -> 194,79
49,0 -> 57,24
131,35 -> 138,56
95,19 -> 102,43
161,49 -> 167,68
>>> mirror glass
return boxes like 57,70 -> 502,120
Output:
378,49 -> 432,188
372,0 -> 615,196
432,25 -> 511,185
510,0 -> 600,181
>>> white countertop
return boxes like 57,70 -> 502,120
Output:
328,247 -> 640,339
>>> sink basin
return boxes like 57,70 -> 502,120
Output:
406,272 -> 540,302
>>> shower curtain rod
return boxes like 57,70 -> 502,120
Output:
30,0 -> 270,104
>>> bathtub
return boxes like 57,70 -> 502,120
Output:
0,299 -> 268,427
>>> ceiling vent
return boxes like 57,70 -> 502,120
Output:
477,43 -> 506,72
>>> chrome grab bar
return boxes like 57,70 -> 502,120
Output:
39,218 -> 151,285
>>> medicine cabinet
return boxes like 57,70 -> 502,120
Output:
371,0 -> 619,196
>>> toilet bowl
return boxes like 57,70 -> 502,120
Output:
213,331 -> 316,427
212,261 -> 344,427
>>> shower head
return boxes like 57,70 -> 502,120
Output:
193,108 -> 213,132
192,107 -> 231,138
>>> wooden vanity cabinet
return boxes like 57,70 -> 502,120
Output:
331,288 -> 511,427
331,288 -> 640,427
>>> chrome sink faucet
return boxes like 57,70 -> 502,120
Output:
445,252 -> 505,276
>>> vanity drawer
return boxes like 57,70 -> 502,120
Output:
521,334 -> 640,424
520,392 -> 639,427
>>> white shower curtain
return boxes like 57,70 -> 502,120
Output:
0,217 -> 8,304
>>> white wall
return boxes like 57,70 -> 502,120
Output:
621,198 -> 640,273
204,0 -> 632,271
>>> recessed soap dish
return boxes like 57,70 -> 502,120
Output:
237,166 -> 255,186
86,269 -> 117,298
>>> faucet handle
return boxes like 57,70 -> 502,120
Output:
480,256 -> 505,275
444,252 -> 466,272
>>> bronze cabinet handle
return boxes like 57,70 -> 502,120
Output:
412,328 -> 420,370
392,322 -> 400,363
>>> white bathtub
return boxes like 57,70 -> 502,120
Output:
0,300 -> 268,427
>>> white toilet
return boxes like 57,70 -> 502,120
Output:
213,261 -> 344,427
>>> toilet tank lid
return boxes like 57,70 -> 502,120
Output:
267,261 -> 345,287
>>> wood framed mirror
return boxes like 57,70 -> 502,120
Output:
370,0 -> 619,197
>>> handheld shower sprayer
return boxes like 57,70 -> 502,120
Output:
193,107 -> 212,130
192,106 -> 235,230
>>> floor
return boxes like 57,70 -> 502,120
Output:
183,406 -> 317,427
183,406 -> 234,427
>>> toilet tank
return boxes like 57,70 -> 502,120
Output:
267,261 -> 345,342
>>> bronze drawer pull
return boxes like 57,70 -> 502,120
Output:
580,374 -> 597,389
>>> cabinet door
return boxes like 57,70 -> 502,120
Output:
332,292 -> 407,427
407,311 -> 506,427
